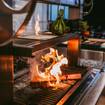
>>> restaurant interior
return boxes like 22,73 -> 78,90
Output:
0,0 -> 105,105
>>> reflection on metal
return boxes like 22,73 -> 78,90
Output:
0,0 -> 32,14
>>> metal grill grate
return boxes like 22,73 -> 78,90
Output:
14,67 -> 100,105
14,78 -> 77,105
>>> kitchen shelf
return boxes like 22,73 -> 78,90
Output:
13,33 -> 78,57
0,33 -> 78,56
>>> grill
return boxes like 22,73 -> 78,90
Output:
0,1 -> 104,105
14,82 -> 76,105
14,73 -> 77,105
13,65 -> 101,105
11,36 -> 103,105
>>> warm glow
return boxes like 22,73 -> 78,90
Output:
42,48 -> 68,87
50,57 -> 68,85
68,38 -> 79,52
17,27 -> 25,36
83,31 -> 90,37
35,15 -> 40,35
30,48 -> 68,88
67,38 -> 80,67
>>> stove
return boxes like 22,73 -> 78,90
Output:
13,66 -> 100,105
13,43 -> 101,105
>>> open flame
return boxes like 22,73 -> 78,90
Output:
30,48 -> 68,88
50,57 -> 68,85
41,48 -> 68,86
35,15 -> 40,36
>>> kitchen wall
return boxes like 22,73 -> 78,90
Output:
69,8 -> 80,20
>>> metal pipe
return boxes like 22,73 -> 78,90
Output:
0,0 -> 32,14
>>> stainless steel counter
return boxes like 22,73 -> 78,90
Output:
79,72 -> 105,105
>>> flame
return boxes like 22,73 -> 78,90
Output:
29,57 -> 50,82
41,48 -> 68,87
30,48 -> 68,88
50,57 -> 68,85
35,15 -> 40,36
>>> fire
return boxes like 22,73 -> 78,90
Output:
41,48 -> 68,87
50,57 -> 68,85
35,15 -> 40,35
30,48 -> 68,88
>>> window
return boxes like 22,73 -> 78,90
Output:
64,6 -> 69,19
48,4 -> 69,21
59,5 -> 64,10
51,5 -> 58,21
